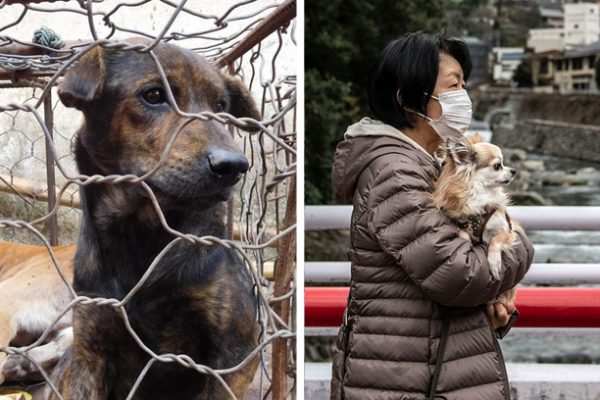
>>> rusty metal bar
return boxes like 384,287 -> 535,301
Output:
43,91 -> 58,245
271,175 -> 296,400
216,0 -> 296,68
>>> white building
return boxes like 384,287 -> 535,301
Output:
492,47 -> 525,84
540,6 -> 564,28
528,28 -> 565,52
564,2 -> 600,47
528,3 -> 600,53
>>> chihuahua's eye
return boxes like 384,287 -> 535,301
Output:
141,88 -> 166,105
493,163 -> 502,171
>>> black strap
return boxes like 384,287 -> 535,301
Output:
429,311 -> 451,400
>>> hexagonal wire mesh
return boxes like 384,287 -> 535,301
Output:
0,1 -> 296,399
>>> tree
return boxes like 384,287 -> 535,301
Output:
513,57 -> 533,88
305,0 -> 446,204
595,57 -> 600,91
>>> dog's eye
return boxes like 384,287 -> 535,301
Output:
142,88 -> 166,105
216,100 -> 227,112
493,163 -> 502,171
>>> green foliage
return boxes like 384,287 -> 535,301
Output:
513,58 -> 533,88
305,0 -> 445,204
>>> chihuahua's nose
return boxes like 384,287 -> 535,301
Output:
509,168 -> 516,177
208,148 -> 249,177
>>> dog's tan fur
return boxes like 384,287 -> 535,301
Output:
433,135 -> 523,305
0,241 -> 75,384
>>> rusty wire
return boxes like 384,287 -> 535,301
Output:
0,1 -> 296,399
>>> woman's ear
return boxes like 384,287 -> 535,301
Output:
221,74 -> 260,132
445,137 -> 474,166
58,46 -> 106,110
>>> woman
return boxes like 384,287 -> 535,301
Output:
330,32 -> 534,400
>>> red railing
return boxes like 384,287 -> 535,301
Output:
305,287 -> 600,328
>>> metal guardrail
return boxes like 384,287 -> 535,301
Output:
305,287 -> 600,328
305,205 -> 600,231
305,262 -> 600,285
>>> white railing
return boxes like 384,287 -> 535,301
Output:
305,205 -> 600,231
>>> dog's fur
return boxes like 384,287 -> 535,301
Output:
432,135 -> 523,304
45,38 -> 261,400
0,241 -> 75,384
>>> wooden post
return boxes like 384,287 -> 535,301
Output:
271,176 -> 296,400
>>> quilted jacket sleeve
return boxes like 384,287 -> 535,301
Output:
367,159 -> 534,307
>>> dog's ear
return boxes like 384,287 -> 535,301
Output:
222,75 -> 261,132
445,137 -> 474,166
468,133 -> 483,144
58,46 -> 106,110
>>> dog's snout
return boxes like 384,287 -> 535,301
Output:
208,148 -> 249,177
509,168 -> 516,177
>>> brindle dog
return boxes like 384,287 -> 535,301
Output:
49,39 -> 260,400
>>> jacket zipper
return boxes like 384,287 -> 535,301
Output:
486,314 -> 511,399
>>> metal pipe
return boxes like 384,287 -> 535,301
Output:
216,0 -> 296,68
305,205 -> 600,231
304,262 -> 600,285
305,287 -> 600,328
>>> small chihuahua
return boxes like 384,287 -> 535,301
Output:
432,134 -> 523,304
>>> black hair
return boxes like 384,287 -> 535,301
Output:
367,31 -> 472,130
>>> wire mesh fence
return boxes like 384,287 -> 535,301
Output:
0,1 -> 296,399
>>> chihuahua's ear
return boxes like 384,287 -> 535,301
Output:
222,74 -> 261,132
468,133 -> 483,144
445,137 -> 474,166
58,46 -> 106,110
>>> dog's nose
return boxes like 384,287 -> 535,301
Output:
509,168 -> 516,177
208,148 -> 249,177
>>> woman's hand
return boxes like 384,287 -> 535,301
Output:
486,301 -> 516,330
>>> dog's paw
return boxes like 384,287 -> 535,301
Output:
487,251 -> 502,280
458,229 -> 471,241
1,354 -> 34,382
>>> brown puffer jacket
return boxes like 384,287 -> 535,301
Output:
330,121 -> 534,400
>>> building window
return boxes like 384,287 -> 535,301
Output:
557,60 -> 563,71
589,55 -> 596,68
540,59 -> 549,74
573,57 -> 583,70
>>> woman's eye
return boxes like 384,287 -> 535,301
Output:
142,88 -> 166,105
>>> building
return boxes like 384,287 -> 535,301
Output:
540,6 -> 564,27
492,47 -> 525,85
528,28 -> 566,52
531,41 -> 600,93
564,2 -> 600,47
462,36 -> 490,87
528,3 -> 599,53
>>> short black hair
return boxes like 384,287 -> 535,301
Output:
367,31 -> 472,130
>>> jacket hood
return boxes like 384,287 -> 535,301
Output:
331,117 -> 432,201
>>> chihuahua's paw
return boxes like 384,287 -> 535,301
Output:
488,251 -> 502,280
458,229 -> 471,241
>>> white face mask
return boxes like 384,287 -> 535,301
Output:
416,90 -> 473,139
